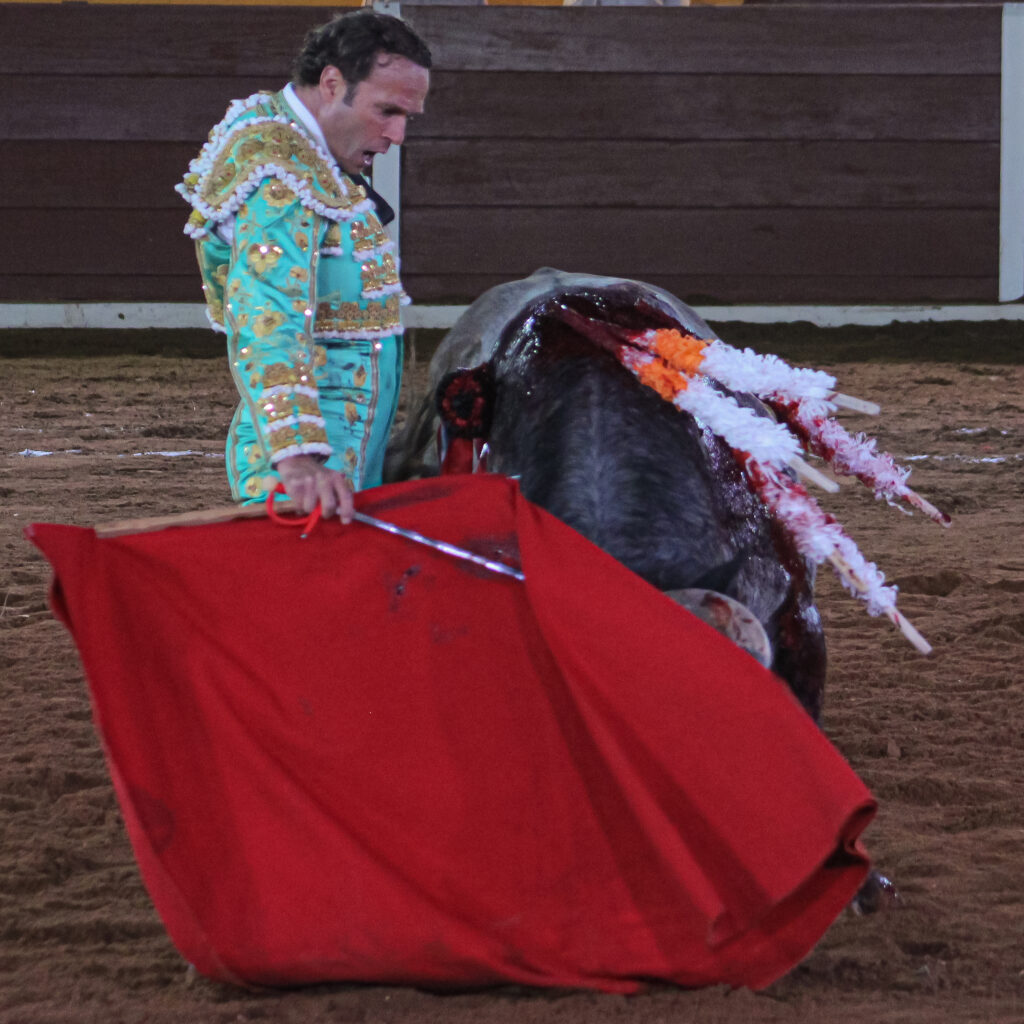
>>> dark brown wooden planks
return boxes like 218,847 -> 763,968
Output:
0,2 -> 1005,306
2,139 -> 997,211
5,210 -> 193,277
4,72 -> 999,143
1,142 -> 195,208
409,5 -> 1001,74
0,4 -> 1000,75
0,3 -> 326,76
5,206 -> 995,275
0,275 -> 200,303
410,72 -> 1000,143
404,140 -> 999,208
403,273 -> 999,306
402,207 -> 997,277
0,77 -> 267,142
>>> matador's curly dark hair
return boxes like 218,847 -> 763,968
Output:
292,10 -> 432,95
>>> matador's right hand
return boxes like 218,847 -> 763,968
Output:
276,454 -> 355,524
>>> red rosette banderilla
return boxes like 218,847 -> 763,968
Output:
436,363 -> 496,474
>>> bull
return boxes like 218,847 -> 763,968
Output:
387,267 -> 904,913
386,268 -> 826,720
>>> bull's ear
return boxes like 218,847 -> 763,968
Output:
435,364 -> 495,440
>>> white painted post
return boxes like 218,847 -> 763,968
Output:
1000,4 -> 1024,301
372,0 -> 403,249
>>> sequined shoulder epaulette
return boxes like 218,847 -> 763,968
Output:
177,91 -> 372,238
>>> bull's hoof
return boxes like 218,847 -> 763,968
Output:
850,871 -> 902,915
663,588 -> 772,667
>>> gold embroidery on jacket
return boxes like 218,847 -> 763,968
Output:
294,394 -> 321,417
266,425 -> 299,453
314,295 -> 402,335
359,253 -> 401,294
350,214 -> 389,254
198,122 -> 361,216
262,180 -> 296,207
251,310 -> 287,337
262,363 -> 302,389
302,424 -> 329,446
247,243 -> 284,275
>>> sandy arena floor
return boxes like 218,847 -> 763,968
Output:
1,321 -> 1022,1023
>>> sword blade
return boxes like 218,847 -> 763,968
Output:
350,511 -> 525,581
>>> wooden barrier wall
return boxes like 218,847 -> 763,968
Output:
0,2 -> 1003,306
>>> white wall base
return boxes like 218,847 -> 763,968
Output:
2,302 -> 1024,333
1001,5 -> 1024,301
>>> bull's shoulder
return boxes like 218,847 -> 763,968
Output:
427,275 -> 562,378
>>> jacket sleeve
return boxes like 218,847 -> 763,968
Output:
223,178 -> 331,465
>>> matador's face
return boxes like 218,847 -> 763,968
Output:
316,55 -> 429,177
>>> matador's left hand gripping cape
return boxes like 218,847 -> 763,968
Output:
177,90 -> 407,495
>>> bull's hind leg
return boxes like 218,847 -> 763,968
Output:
724,535 -> 827,722
768,586 -> 827,723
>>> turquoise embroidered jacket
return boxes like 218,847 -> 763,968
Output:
177,90 -> 407,467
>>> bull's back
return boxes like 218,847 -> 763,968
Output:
484,309 -> 826,718
488,346 -> 749,593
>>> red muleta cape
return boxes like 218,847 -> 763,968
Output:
27,474 -> 875,993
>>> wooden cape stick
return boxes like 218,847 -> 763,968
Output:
96,502 -> 527,581
96,503 -> 285,538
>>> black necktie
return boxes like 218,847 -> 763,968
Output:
350,173 -> 395,227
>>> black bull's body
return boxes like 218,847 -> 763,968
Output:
386,269 -> 827,719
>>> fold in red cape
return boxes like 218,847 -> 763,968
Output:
28,475 -> 875,993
